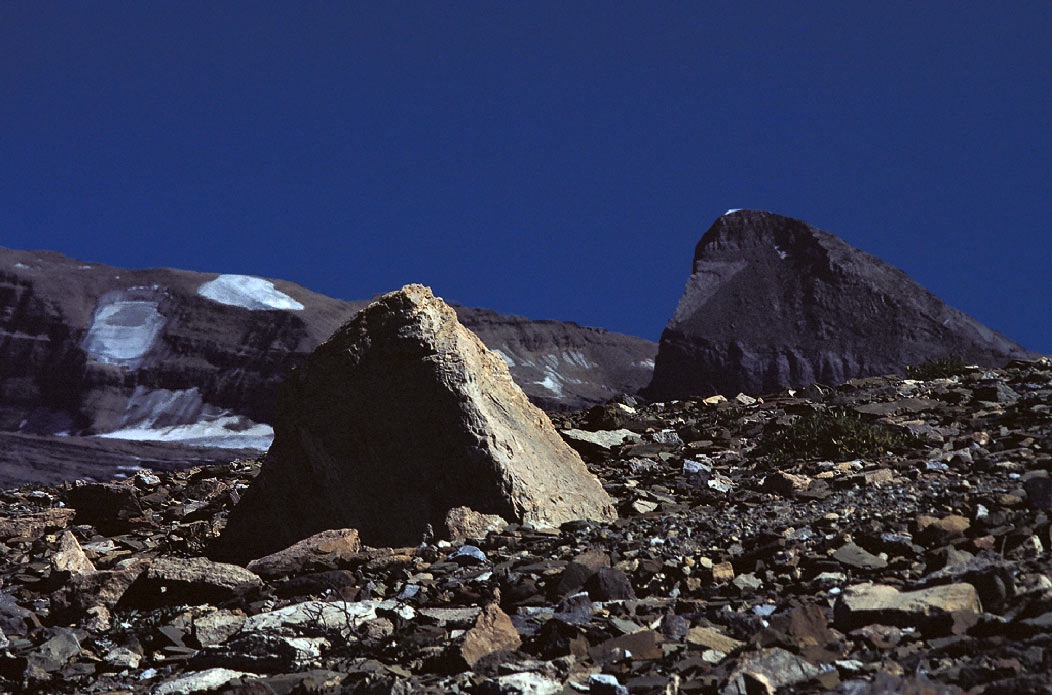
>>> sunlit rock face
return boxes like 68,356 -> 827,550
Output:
645,210 -> 1037,399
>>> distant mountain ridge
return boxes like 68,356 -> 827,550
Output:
645,210 -> 1037,399
0,246 -> 655,485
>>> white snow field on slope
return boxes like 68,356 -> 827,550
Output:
98,386 -> 274,450
99,415 -> 274,450
81,293 -> 167,367
198,274 -> 305,311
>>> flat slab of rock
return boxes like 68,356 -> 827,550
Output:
0,508 -> 75,542
155,667 -> 259,695
685,626 -> 744,654
119,557 -> 261,609
834,582 -> 981,635
560,428 -> 642,453
241,599 -> 406,635
246,528 -> 361,579
215,285 -> 614,561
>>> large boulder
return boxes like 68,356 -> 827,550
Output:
213,285 -> 615,562
645,210 -> 1036,399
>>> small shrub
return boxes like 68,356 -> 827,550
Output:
906,354 -> 969,380
765,409 -> 914,462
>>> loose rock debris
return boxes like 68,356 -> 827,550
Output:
0,357 -> 1050,692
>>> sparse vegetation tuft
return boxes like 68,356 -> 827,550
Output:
906,354 -> 969,381
765,408 -> 914,462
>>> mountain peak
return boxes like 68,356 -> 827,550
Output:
647,212 -> 1036,399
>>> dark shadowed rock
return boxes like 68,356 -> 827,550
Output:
646,210 -> 1036,399
118,557 -> 261,609
66,482 -> 144,534
214,285 -> 615,562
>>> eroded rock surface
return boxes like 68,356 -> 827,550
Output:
215,285 -> 615,560
647,210 -> 1037,399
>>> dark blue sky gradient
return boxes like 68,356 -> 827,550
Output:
3,2 -> 1050,352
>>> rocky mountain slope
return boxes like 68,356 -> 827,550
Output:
0,247 -> 655,485
1,356 -> 1050,693
645,211 -> 1037,400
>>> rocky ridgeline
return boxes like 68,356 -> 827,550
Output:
0,343 -> 1050,692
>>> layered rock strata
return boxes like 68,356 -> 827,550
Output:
0,247 -> 654,483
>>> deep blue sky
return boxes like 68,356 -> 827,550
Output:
3,2 -> 1050,352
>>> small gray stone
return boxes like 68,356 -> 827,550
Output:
589,673 -> 629,695
833,543 -> 888,571
447,545 -> 489,566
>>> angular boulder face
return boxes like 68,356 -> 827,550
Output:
214,285 -> 615,563
645,210 -> 1037,399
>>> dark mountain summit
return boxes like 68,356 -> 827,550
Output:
646,210 -> 1037,399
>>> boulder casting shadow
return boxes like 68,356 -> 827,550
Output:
212,285 -> 614,564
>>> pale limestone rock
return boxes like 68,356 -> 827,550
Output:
834,582 -> 982,635
51,530 -> 96,575
154,668 -> 259,694
559,428 -> 642,451
193,610 -> 247,647
445,506 -> 508,541
721,647 -> 824,695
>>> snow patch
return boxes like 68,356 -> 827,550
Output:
637,358 -> 655,369
99,416 -> 274,450
492,349 -> 516,368
198,274 -> 304,311
99,385 -> 274,449
774,244 -> 789,260
533,372 -> 564,397
82,292 -> 166,367
562,350 -> 597,369
117,387 -> 211,430
532,366 -> 572,397
724,208 -> 742,215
